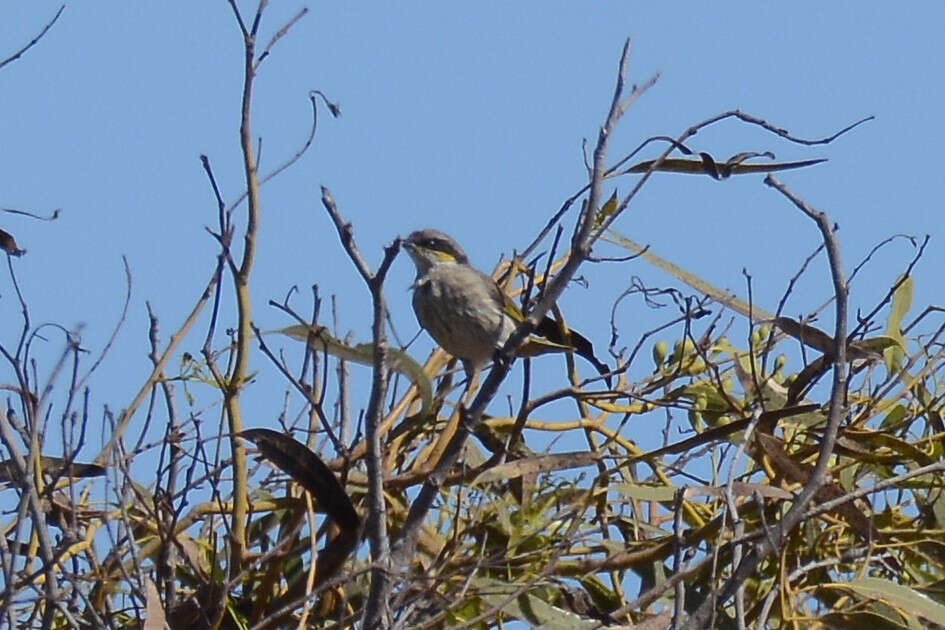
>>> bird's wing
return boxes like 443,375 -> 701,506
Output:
490,272 -> 612,385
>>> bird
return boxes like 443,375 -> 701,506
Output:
402,228 -> 610,384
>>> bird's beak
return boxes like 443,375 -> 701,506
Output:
401,240 -> 420,265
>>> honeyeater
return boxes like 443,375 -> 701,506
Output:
403,228 -> 610,383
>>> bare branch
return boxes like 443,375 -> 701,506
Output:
680,174 -> 850,628
390,37 -> 646,572
0,5 -> 64,71
255,7 -> 308,68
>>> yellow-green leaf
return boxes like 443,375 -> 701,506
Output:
612,483 -> 676,502
604,229 -> 772,321
823,577 -> 945,626
278,324 -> 433,417
884,274 -> 912,374
594,190 -> 619,227
473,452 -> 602,485
477,579 -> 600,630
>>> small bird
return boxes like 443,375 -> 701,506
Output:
403,228 -> 610,383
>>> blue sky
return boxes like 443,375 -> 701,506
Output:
0,3 -> 941,476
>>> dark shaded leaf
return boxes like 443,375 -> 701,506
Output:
623,153 -> 826,179
629,403 -> 820,462
774,316 -> 897,363
238,428 -> 359,533
755,432 -> 879,541
0,228 -> 26,256
240,429 -> 361,588
0,456 -> 105,482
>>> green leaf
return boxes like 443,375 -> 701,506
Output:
477,579 -> 600,630
612,483 -> 676,502
824,577 -> 945,626
879,405 -> 907,430
732,352 -> 789,409
884,274 -> 913,374
278,324 -> 433,417
578,576 -> 621,614
842,428 -> 934,466
473,451 -> 601,485
931,492 -> 945,530
594,190 -> 619,227
851,335 -> 901,358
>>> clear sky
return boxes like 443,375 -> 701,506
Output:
0,3 -> 941,480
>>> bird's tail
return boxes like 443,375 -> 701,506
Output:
534,316 -> 612,387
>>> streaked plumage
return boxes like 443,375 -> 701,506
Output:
403,229 -> 610,382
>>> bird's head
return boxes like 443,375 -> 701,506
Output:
403,229 -> 469,274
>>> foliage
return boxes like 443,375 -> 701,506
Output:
1,5 -> 943,630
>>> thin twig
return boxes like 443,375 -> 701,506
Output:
255,7 -> 308,69
391,37 -> 643,571
680,174 -> 849,628
0,5 -> 64,71
321,187 -> 400,627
